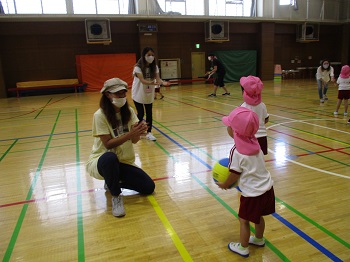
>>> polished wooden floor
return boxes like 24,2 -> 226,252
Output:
1,79 -> 349,262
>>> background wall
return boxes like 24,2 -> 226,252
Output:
0,20 -> 347,97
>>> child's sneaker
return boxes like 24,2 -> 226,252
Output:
323,94 -> 328,100
228,242 -> 249,258
334,111 -> 338,116
208,93 -> 216,97
249,236 -> 265,247
344,112 -> 348,116
320,99 -> 324,103
222,93 -> 230,96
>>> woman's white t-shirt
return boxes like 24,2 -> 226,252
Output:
132,65 -> 159,104
316,66 -> 334,82
85,107 -> 139,180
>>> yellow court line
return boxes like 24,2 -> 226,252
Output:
147,195 -> 193,262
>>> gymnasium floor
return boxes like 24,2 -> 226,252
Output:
1,79 -> 349,261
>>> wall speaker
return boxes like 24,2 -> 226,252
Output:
205,20 -> 229,42
296,23 -> 319,43
85,19 -> 112,44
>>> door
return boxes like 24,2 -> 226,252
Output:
191,52 -> 206,78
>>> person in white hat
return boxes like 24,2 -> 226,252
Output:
86,77 -> 155,217
217,107 -> 275,258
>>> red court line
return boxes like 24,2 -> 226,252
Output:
0,96 -> 71,120
270,128 -> 350,156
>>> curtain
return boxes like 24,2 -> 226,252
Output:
250,0 -> 256,17
0,1 -> 4,14
128,0 -> 136,14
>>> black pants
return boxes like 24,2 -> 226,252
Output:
133,100 -> 153,133
97,152 -> 155,196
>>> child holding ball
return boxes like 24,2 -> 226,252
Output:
216,107 -> 275,258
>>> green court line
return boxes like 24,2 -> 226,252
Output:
152,118 -> 349,257
75,109 -> 85,261
278,124 -> 350,146
0,139 -> 18,162
269,136 -> 350,167
151,120 -> 289,260
275,198 -> 350,249
193,176 -> 291,262
153,119 -> 216,160
34,98 -> 52,119
2,111 -> 61,262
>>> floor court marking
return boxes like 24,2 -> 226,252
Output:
180,96 -> 350,179
148,195 -> 193,262
267,120 -> 350,179
152,125 -> 345,261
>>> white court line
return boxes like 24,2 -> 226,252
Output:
192,96 -> 350,179
267,118 -> 350,180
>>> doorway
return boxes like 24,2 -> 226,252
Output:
191,52 -> 206,79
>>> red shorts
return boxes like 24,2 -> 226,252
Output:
239,187 -> 275,224
337,90 -> 350,100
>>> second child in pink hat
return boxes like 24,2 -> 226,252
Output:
240,75 -> 269,155
217,106 -> 275,258
334,65 -> 350,116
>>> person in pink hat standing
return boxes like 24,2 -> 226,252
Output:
217,107 -> 275,258
334,65 -> 350,116
240,75 -> 269,155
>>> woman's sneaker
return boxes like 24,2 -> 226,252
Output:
248,236 -> 265,247
228,242 -> 249,258
112,195 -> 125,217
208,93 -> 216,97
146,132 -> 156,141
222,93 -> 230,96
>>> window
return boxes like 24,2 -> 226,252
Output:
280,0 -> 291,5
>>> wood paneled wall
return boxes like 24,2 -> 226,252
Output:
0,20 -> 347,98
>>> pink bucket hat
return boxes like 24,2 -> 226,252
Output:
340,65 -> 350,78
222,107 -> 260,155
240,76 -> 263,105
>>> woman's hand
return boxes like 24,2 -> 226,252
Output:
130,121 -> 148,138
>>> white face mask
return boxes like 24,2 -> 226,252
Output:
111,97 -> 126,108
145,55 -> 155,64
323,63 -> 329,69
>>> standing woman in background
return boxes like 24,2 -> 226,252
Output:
132,47 -> 169,141
316,59 -> 335,103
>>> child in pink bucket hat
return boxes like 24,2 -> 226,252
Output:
217,106 -> 275,258
240,75 -> 269,155
334,65 -> 350,116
